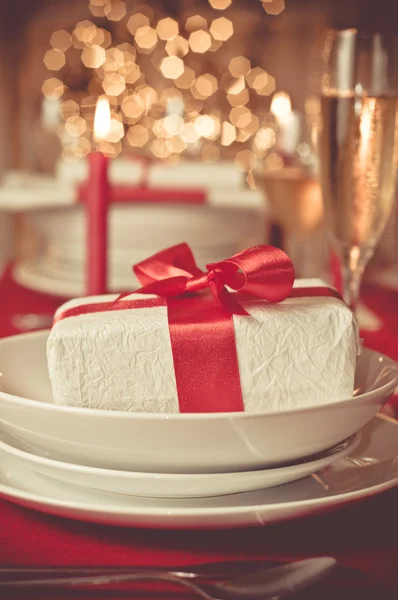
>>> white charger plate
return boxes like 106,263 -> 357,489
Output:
0,416 -> 397,529
0,429 -> 359,499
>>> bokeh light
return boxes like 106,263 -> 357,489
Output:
185,15 -> 208,32
189,30 -> 212,53
50,30 -> 72,52
65,116 -> 87,137
104,0 -> 126,21
126,124 -> 149,147
227,87 -> 249,106
160,56 -> 185,80
235,149 -> 257,172
246,67 -> 269,90
121,94 -> 145,119
261,0 -> 286,15
202,144 -> 220,163
229,56 -> 251,78
208,0 -> 232,9
209,17 -> 233,41
221,121 -> 236,146
44,49 -> 65,71
81,45 -> 106,68
44,0 -> 285,163
102,72 -> 126,95
165,35 -> 189,57
127,13 -> 150,35
175,67 -> 196,89
194,74 -> 218,98
42,78 -> 64,99
230,106 -> 251,128
59,100 -> 80,120
135,26 -> 158,51
156,17 -> 179,40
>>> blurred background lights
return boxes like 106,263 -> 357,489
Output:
165,35 -> 189,57
209,17 -> 233,41
230,106 -> 251,128
227,87 -> 249,106
104,0 -> 126,21
50,30 -> 72,52
271,90 -> 292,117
221,121 -> 236,146
65,115 -> 87,137
127,13 -> 150,35
102,72 -> 126,96
43,49 -> 65,71
201,144 -> 220,163
156,17 -> 179,40
246,67 -> 269,90
195,74 -> 218,97
185,15 -> 208,32
254,127 -> 276,153
121,94 -> 145,119
126,124 -> 149,147
208,0 -> 232,9
81,45 -> 106,68
229,56 -> 251,78
261,0 -> 286,16
188,30 -> 212,53
160,56 -> 185,80
134,26 -> 158,50
227,77 -> 245,94
42,78 -> 64,99
194,114 -> 218,138
42,0 -> 286,162
235,149 -> 257,172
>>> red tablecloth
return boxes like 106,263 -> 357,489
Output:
1,264 -> 398,596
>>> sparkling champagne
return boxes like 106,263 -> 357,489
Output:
319,94 -> 398,255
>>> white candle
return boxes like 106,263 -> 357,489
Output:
270,92 -> 301,156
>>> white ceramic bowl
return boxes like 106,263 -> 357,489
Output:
0,331 -> 396,474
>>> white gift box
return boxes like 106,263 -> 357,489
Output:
47,279 -> 360,413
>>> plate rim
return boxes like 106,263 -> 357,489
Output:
0,415 -> 397,526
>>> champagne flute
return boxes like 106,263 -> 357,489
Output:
318,29 -> 398,312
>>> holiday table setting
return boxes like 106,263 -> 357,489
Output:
2,7 -> 398,598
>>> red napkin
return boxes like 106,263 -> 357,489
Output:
1,489 -> 398,573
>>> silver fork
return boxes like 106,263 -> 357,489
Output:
0,557 -> 336,598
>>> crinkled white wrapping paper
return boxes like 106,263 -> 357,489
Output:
47,279 -> 360,413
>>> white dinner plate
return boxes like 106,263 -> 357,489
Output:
0,429 -> 359,499
0,416 -> 397,529
13,241 -> 239,297
28,204 -> 263,251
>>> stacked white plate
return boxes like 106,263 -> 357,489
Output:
14,201 -> 265,297
0,330 -> 397,529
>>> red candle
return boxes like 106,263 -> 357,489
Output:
87,96 -> 111,296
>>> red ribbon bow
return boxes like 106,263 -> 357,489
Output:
118,243 -> 295,314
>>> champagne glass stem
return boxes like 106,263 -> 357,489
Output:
340,265 -> 363,313
339,245 -> 371,312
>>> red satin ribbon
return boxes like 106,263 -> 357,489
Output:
55,244 -> 340,413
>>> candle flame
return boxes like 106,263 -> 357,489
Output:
271,91 -> 292,119
94,96 -> 111,142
